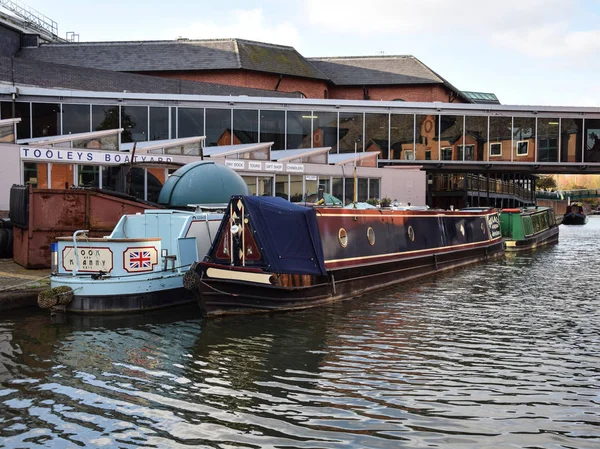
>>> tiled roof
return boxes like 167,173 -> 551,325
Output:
309,55 -> 471,102
309,55 -> 443,86
16,38 -> 328,79
0,56 -> 301,97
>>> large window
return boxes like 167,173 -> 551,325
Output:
314,111 -> 338,152
32,103 -> 60,138
489,116 -> 512,161
92,105 -> 119,133
78,165 -> 100,187
205,108 -> 231,146
23,162 -> 38,187
149,107 -> 169,141
178,108 -> 204,138
232,109 -> 258,144
416,114 -> 438,160
584,118 -> 600,162
465,115 -> 487,161
338,112 -> 363,154
121,106 -> 148,143
63,104 -> 91,135
390,114 -> 414,160
365,113 -> 389,159
287,111 -> 312,149
560,118 -> 583,163
513,117 -> 535,161
1,102 -> 31,139
260,110 -> 285,150
537,118 -> 559,162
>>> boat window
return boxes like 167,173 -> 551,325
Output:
338,228 -> 348,248
407,225 -> 415,242
367,227 -> 375,245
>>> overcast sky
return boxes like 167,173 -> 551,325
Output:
12,0 -> 600,107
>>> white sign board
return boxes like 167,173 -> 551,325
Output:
62,246 -> 114,272
265,162 -> 284,172
20,147 -> 173,165
286,164 -> 304,173
225,160 -> 245,170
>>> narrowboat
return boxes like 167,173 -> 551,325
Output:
184,196 -> 505,317
562,202 -> 588,225
41,207 -> 225,314
499,206 -> 559,251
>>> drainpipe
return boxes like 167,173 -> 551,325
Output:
274,74 -> 283,91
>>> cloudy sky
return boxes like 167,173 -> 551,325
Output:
13,0 -> 600,107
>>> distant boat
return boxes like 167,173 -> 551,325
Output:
562,202 -> 588,225
184,196 -> 505,317
499,206 -> 559,251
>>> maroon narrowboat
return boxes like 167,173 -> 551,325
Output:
184,196 -> 505,317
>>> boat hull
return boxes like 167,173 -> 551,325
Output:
504,226 -> 559,251
193,240 -> 505,317
562,214 -> 588,225
51,272 -> 195,314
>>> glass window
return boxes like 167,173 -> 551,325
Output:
205,108 -> 231,146
584,119 -> 600,163
513,117 -> 535,161
344,177 -> 355,204
465,115 -> 487,161
50,163 -> 73,189
233,109 -> 258,144
332,177 -> 344,202
178,107 -> 204,139
149,107 -> 169,141
121,106 -> 148,143
416,114 -> 438,160
560,118 -> 583,163
62,104 -> 91,135
32,103 -> 60,138
304,177 -> 318,199
338,112 -> 363,154
390,114 -> 414,160
243,176 -> 257,195
537,118 -> 559,162
358,178 -> 368,202
257,176 -> 273,196
439,115 -> 463,161
260,110 -> 285,150
102,166 -> 125,192
92,105 -> 119,133
313,111 -> 338,151
78,165 -> 100,187
1,101 -> 31,139
170,107 -> 177,139
289,175 -> 303,202
489,142 -> 502,157
441,147 -> 452,160
365,113 -> 389,159
23,162 -> 38,188
457,144 -> 475,161
275,174 -> 289,200
320,177 -> 331,195
489,116 -> 512,161
369,178 -> 380,200
287,111 -> 312,149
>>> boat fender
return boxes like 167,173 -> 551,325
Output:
38,286 -> 74,309
183,266 -> 202,293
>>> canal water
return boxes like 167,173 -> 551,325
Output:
1,220 -> 599,448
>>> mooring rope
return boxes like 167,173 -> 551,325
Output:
0,275 -> 52,293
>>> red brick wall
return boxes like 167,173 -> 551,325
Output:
329,84 -> 467,103
142,70 -> 329,99
136,70 -> 466,103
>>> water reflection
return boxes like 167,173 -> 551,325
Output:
1,221 -> 600,448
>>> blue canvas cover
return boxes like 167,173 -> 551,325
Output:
243,196 -> 327,276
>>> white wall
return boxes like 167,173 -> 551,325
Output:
0,144 -> 22,212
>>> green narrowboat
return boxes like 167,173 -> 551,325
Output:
500,206 -> 559,251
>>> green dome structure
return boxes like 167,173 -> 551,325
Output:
158,161 -> 249,207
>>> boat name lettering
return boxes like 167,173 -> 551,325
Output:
225,160 -> 245,170
62,246 -> 114,272
488,214 -> 501,238
20,148 -> 172,165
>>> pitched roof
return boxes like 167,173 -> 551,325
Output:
16,38 -> 329,79
0,56 -> 301,97
309,55 -> 471,102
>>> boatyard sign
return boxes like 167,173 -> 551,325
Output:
20,147 -> 173,165
62,246 -> 114,272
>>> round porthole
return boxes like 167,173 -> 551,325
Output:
338,228 -> 348,248
407,225 -> 415,242
367,227 -> 375,245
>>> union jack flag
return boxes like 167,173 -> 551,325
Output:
129,250 -> 152,269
